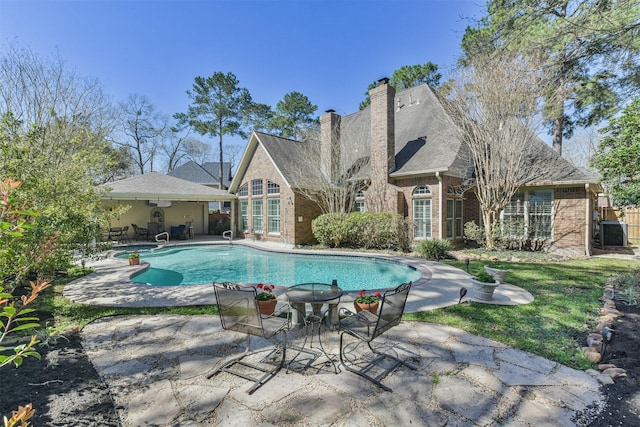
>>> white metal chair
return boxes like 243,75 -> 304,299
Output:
207,282 -> 291,394
338,282 -> 417,391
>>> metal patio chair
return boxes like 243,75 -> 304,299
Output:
207,282 -> 291,395
131,224 -> 148,241
338,282 -> 417,391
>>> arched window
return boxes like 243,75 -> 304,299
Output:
267,181 -> 280,195
413,185 -> 431,196
251,179 -> 263,196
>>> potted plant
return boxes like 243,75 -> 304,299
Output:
484,257 -> 509,283
354,290 -> 382,314
470,270 -> 499,301
256,283 -> 277,315
128,250 -> 140,265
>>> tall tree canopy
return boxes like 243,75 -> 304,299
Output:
591,98 -> 640,207
175,72 -> 263,189
359,61 -> 442,110
0,44 -> 124,268
269,91 -> 318,140
462,0 -> 640,155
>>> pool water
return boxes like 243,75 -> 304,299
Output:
119,245 -> 420,291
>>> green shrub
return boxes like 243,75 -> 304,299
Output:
416,239 -> 451,260
611,269 -> 640,305
312,212 -> 410,251
464,221 -> 484,244
473,270 -> 496,283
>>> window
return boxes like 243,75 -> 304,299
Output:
354,190 -> 366,212
239,200 -> 248,232
252,199 -> 263,233
446,199 -> 463,239
413,186 -> 432,239
252,179 -> 263,196
413,185 -> 431,195
238,183 -> 248,197
267,199 -> 280,234
413,199 -> 432,239
503,192 -> 525,237
528,190 -> 553,239
501,190 -> 553,240
267,181 -> 280,195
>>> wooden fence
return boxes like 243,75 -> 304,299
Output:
601,207 -> 640,244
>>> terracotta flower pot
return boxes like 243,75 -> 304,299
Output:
129,258 -> 140,265
354,301 -> 379,315
257,299 -> 277,316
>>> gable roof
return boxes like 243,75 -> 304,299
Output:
231,82 -> 598,192
100,172 -> 235,202
229,132 -> 314,192
167,160 -> 232,188
339,84 -> 470,178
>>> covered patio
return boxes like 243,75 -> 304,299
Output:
100,172 -> 236,241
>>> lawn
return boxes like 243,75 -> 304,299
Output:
41,254 -> 638,371
406,255 -> 638,370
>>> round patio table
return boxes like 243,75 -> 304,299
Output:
285,282 -> 343,374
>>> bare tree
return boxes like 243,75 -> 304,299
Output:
115,94 -> 167,174
288,123 -> 367,215
446,53 -> 552,248
562,127 -> 601,169
0,43 -> 115,153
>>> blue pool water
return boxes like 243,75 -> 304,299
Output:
117,245 -> 420,291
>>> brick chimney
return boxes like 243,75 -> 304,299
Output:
319,109 -> 341,182
369,78 -> 396,186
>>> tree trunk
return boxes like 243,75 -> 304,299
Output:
218,126 -> 224,190
552,112 -> 564,156
482,209 -> 495,249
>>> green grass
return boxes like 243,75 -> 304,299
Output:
39,256 -> 638,371
37,266 -> 218,332
404,255 -> 639,370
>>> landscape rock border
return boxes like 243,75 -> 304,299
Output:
583,280 -> 627,385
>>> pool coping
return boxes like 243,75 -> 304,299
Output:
64,239 -> 534,310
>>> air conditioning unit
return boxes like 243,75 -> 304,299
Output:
600,221 -> 628,247
148,200 -> 172,208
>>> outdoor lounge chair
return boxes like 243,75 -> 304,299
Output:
338,282 -> 417,391
207,282 -> 291,395
170,221 -> 191,240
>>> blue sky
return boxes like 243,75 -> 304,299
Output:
1,0 -> 485,147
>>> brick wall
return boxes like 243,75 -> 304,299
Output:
552,186 -> 588,253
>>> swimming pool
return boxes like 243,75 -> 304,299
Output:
117,245 -> 420,291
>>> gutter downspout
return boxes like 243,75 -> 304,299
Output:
230,198 -> 236,240
585,183 -> 592,256
436,172 -> 443,239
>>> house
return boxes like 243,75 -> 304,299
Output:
229,79 -> 600,254
100,172 -> 235,238
167,160 -> 233,212
167,160 -> 232,189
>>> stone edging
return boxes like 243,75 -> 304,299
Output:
583,281 -> 627,385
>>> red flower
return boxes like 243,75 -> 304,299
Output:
256,283 -> 276,300
355,290 -> 381,304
